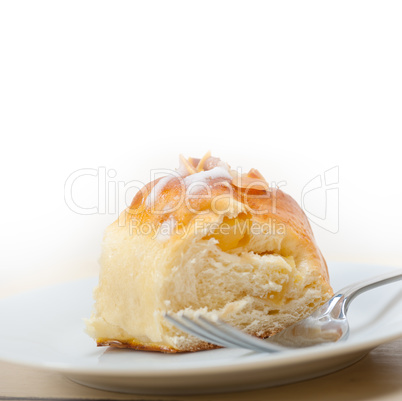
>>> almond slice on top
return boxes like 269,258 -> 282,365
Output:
179,154 -> 197,175
231,169 -> 269,191
195,151 -> 212,171
247,168 -> 265,180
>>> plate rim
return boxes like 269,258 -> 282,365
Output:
7,329 -> 401,377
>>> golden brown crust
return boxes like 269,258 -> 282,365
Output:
127,167 -> 313,247
97,339 -> 181,353
97,339 -> 219,353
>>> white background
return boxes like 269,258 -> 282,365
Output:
1,1 -> 401,297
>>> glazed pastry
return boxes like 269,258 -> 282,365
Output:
86,153 -> 333,352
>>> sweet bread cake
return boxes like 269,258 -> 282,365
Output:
86,153 -> 333,352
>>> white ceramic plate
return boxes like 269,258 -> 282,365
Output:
0,262 -> 401,395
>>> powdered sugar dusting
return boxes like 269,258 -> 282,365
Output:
176,159 -> 189,176
183,167 -> 232,187
203,156 -> 221,170
148,163 -> 232,207
146,175 -> 173,207
156,216 -> 177,241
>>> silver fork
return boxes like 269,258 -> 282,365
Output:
164,270 -> 402,352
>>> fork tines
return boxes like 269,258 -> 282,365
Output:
164,312 -> 286,353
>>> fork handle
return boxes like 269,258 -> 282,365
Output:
340,269 -> 402,313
